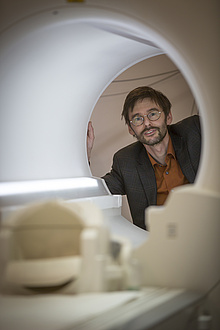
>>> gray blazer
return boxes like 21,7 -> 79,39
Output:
103,115 -> 201,230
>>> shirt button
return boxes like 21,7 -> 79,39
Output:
165,171 -> 169,175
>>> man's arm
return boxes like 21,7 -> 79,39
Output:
86,121 -> 125,195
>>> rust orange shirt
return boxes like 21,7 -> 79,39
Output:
147,137 -> 189,205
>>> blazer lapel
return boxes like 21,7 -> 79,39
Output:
170,132 -> 196,183
136,145 -> 157,205
134,128 -> 196,207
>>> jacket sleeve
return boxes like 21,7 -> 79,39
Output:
102,153 -> 126,195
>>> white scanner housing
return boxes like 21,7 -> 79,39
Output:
0,1 -> 219,329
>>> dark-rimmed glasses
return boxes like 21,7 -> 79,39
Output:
130,109 -> 162,126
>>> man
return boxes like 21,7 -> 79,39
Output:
87,86 -> 201,230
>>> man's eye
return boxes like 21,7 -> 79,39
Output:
133,116 -> 142,123
148,111 -> 158,119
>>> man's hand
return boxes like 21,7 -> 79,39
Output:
87,121 -> 95,163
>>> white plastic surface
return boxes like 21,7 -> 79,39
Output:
0,7 -> 162,181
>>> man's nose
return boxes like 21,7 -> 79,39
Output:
143,114 -> 151,126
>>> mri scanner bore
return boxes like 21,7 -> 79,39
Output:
0,1 -> 219,329
88,86 -> 201,230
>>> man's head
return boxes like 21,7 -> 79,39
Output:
121,86 -> 172,125
122,87 -> 172,147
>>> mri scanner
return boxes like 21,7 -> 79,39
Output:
0,0 -> 219,329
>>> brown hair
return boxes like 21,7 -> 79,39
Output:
121,86 -> 172,125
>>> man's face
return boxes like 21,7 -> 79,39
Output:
128,98 -> 172,146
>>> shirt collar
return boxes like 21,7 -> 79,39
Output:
167,136 -> 176,159
147,136 -> 176,166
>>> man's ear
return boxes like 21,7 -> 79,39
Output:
128,124 -> 136,137
166,111 -> 173,125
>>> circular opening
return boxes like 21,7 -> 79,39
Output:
90,54 -> 199,221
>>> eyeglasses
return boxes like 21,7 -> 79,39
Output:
130,109 -> 162,126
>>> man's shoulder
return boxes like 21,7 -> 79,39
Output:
114,141 -> 144,159
169,115 -> 201,136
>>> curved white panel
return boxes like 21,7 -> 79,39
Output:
0,4 -> 219,194
0,8 -> 162,181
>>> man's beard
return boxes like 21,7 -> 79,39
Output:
136,122 -> 168,146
